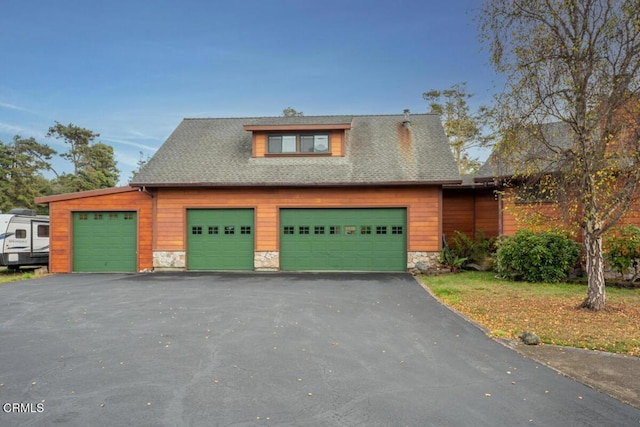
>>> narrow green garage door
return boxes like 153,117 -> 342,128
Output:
187,209 -> 254,270
280,208 -> 406,271
73,212 -> 137,272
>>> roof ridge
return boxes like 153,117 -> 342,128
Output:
182,113 -> 436,121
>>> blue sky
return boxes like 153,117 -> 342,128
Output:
0,0 -> 500,184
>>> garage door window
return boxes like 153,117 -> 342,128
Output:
208,226 -> 219,235
392,226 -> 403,235
330,226 -> 340,235
241,226 -> 251,235
360,226 -> 372,235
283,226 -> 294,234
376,226 -> 387,234
192,226 -> 202,235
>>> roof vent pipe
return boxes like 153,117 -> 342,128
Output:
402,109 -> 411,128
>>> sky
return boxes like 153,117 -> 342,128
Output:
0,0 -> 501,184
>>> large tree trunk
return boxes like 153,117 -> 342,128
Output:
580,231 -> 606,311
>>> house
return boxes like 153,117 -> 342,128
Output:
35,112 -> 462,273
468,122 -> 640,238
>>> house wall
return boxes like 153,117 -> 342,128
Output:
442,188 -> 499,241
46,190 -> 153,273
252,130 -> 345,157
152,186 -> 442,270
500,187 -> 640,236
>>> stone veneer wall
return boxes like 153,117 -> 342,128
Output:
407,251 -> 440,271
254,251 -> 279,271
153,251 -> 186,270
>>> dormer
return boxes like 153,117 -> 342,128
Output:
243,117 -> 353,157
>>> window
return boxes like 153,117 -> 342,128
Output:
109,213 -> 119,220
192,226 -> 202,235
94,213 -> 103,220
283,226 -> 294,235
224,226 -> 235,235
241,226 -> 251,235
15,229 -> 27,239
124,213 -> 134,220
208,226 -> 219,235
79,213 -> 88,220
299,226 -> 310,235
392,226 -> 403,235
345,226 -> 356,235
267,134 -> 330,154
329,226 -> 340,235
314,226 -> 325,235
37,225 -> 49,238
360,226 -> 372,235
376,226 -> 387,235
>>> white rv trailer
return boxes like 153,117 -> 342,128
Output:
0,209 -> 49,270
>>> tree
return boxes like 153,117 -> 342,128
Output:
423,83 -> 493,174
480,0 -> 640,310
46,122 -> 119,192
282,107 -> 304,117
0,136 -> 56,213
129,151 -> 152,182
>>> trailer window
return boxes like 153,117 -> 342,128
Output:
15,229 -> 27,239
37,225 -> 49,238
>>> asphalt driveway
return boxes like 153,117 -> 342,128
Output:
0,273 -> 638,426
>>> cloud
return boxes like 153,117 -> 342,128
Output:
0,101 -> 30,112
101,136 -> 159,152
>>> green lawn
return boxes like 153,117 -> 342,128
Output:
0,268 -> 41,284
420,271 -> 640,356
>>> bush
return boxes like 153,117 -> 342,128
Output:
495,230 -> 580,282
605,225 -> 640,282
448,230 -> 497,267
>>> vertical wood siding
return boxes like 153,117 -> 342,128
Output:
47,190 -> 153,273
442,188 -> 499,240
155,186 -> 440,252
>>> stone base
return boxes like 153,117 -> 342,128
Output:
407,251 -> 440,273
153,251 -> 186,270
255,251 -> 279,271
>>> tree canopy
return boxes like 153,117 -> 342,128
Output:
479,0 -> 640,310
423,82 -> 494,174
0,122 -> 119,213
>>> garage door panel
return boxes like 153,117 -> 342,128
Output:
280,208 -> 406,271
187,209 -> 254,270
73,212 -> 137,272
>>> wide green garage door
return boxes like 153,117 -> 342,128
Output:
280,208 -> 406,271
187,209 -> 254,270
73,211 -> 137,272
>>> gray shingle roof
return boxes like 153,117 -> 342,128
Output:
475,122 -> 573,181
131,114 -> 461,186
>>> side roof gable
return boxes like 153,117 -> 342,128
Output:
131,114 -> 461,187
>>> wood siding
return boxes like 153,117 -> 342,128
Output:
442,188 -> 499,240
154,186 -> 441,253
252,130 -> 345,157
500,188 -> 640,236
46,190 -> 153,273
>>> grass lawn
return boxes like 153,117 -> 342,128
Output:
0,267 -> 43,284
420,271 -> 640,357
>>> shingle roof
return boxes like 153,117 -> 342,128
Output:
131,114 -> 461,187
475,122 -> 573,181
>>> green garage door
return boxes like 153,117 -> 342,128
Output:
73,211 -> 137,272
187,209 -> 254,270
280,208 -> 406,271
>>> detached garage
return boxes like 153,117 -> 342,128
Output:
35,187 -> 153,273
36,113 -> 463,273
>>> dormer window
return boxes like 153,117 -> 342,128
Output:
267,134 -> 330,154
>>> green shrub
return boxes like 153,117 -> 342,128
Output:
495,230 -> 580,282
605,225 -> 640,282
448,230 -> 497,267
